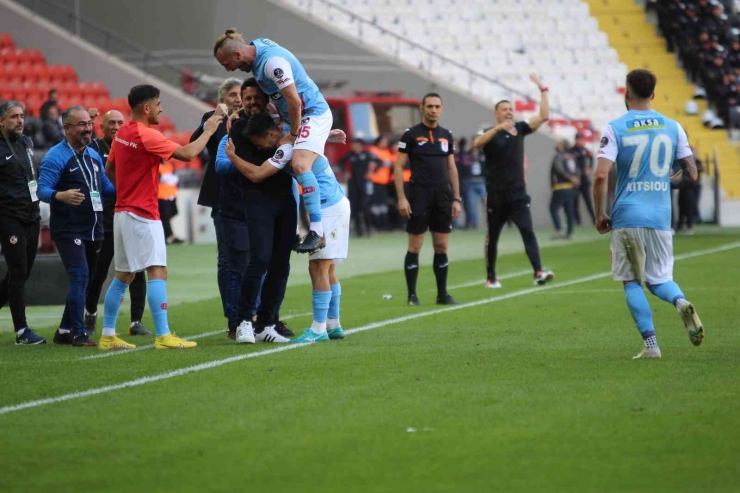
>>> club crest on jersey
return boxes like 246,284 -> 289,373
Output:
439,138 -> 449,153
9,235 -> 17,245
627,117 -> 665,132
275,149 -> 284,160
600,136 -> 609,148
274,68 -> 284,79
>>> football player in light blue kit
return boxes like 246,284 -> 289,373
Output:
593,69 -> 703,360
214,29 -> 330,254
223,113 -> 351,344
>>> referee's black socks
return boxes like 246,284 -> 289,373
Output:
404,251 -> 420,296
433,253 -> 449,298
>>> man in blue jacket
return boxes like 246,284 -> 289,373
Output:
37,106 -> 121,348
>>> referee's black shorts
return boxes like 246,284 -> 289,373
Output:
406,184 -> 453,235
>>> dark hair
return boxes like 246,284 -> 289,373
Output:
421,92 -> 442,106
245,112 -> 277,139
242,77 -> 259,92
48,88 -> 57,97
61,105 -> 87,125
128,85 -> 160,110
0,100 -> 24,118
626,69 -> 657,99
458,137 -> 467,151
495,100 -> 511,111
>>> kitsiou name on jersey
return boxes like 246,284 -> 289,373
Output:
626,181 -> 670,192
626,118 -> 666,132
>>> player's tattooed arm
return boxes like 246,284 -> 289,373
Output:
674,155 -> 699,185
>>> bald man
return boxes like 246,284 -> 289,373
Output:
84,110 -> 151,337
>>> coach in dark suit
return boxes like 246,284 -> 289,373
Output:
190,78 -> 239,332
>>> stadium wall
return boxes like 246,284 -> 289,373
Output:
14,0 -> 563,226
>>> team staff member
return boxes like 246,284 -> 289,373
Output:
473,74 -> 554,289
339,138 -> 378,237
100,85 -> 223,350
395,93 -> 461,306
0,101 -> 45,345
85,110 -> 150,337
190,78 -> 240,328
570,132 -> 596,225
549,141 -> 579,240
37,106 -> 117,347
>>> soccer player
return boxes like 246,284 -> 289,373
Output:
394,93 -> 462,306
593,69 -> 703,360
100,85 -> 224,350
224,112 -> 350,344
213,29 -> 331,254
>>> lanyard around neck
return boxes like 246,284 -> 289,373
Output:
2,133 -> 35,181
66,140 -> 98,194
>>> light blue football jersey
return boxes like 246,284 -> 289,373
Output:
599,109 -> 692,231
268,145 -> 344,209
251,38 -> 329,124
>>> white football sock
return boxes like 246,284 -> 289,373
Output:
102,327 -> 116,337
327,318 -> 340,330
311,320 -> 327,334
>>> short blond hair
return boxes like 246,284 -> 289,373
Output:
213,28 -> 245,57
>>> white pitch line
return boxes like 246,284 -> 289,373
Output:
79,311 -> 312,361
444,268 -> 538,291
1,241 -> 738,416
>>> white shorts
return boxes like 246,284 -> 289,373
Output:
294,110 -> 332,156
310,197 -> 350,264
113,211 -> 167,273
611,228 -> 673,285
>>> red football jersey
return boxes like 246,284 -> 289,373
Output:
109,121 -> 179,220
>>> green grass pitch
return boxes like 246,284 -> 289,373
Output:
1,227 -> 739,493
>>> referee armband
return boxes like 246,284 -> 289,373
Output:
268,144 -> 293,170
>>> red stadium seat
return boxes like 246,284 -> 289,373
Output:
31,64 -> 50,82
47,65 -> 65,82
0,47 -> 18,64
0,33 -> 15,50
27,48 -> 45,65
60,65 -> 77,82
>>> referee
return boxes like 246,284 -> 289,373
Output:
395,93 -> 461,306
473,74 -> 554,288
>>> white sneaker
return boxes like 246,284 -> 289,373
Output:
676,299 -> 704,346
255,325 -> 290,343
235,320 -> 255,344
534,270 -> 554,286
633,347 -> 662,359
486,279 -> 502,289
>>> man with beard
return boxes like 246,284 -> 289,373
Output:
0,100 -> 46,345
84,110 -> 150,337
37,106 -> 117,347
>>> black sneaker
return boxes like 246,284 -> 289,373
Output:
72,333 -> 98,347
436,294 -> 459,305
129,321 -> 152,336
53,329 -> 73,345
227,329 -> 236,340
15,328 -> 47,345
84,312 -> 97,336
408,294 -> 421,306
275,320 -> 295,337
295,230 -> 326,254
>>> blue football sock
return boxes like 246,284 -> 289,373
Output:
647,281 -> 685,306
292,179 -> 301,233
624,282 -> 656,341
328,283 -> 341,320
297,171 -> 322,224
103,278 -> 129,329
311,289 -> 331,334
147,279 -> 170,337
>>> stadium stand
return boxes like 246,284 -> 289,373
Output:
279,0 -> 739,198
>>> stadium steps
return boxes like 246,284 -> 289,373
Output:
584,0 -> 739,198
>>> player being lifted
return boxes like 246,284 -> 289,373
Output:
593,69 -> 703,360
223,113 -> 350,344
213,29 -> 330,254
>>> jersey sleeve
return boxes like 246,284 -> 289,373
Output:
264,56 -> 295,90
675,123 -> 693,160
398,129 -> 413,154
139,126 -> 180,162
518,121 -> 533,136
268,144 -> 293,170
597,124 -> 618,162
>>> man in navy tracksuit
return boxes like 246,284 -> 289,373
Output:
37,106 -> 116,347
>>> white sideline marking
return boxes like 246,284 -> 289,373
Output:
79,312 -> 313,361
1,241 -> 738,416
444,268 -> 534,291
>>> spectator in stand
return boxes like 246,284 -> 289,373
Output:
455,137 -> 482,229
40,103 -> 64,148
39,89 -> 58,119
570,132 -> 596,226
677,145 -> 704,235
339,138 -> 377,237
158,161 -> 183,244
549,141 -> 579,240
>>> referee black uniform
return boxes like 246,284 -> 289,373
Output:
395,95 -> 461,307
0,102 -> 45,344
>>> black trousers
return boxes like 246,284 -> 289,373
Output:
550,189 -> 576,237
56,238 -> 101,336
159,198 -> 178,239
485,190 -> 542,280
678,184 -> 700,229
238,191 -> 297,325
212,211 -> 231,319
573,180 -> 595,225
348,181 -> 372,236
0,217 -> 40,331
85,230 -> 146,320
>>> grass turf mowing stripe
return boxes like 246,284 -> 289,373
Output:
1,240 -> 738,416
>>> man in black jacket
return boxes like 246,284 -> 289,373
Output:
190,78 -> 239,332
0,100 -> 46,344
549,141 -> 579,240
85,110 -> 150,337
570,132 -> 596,226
